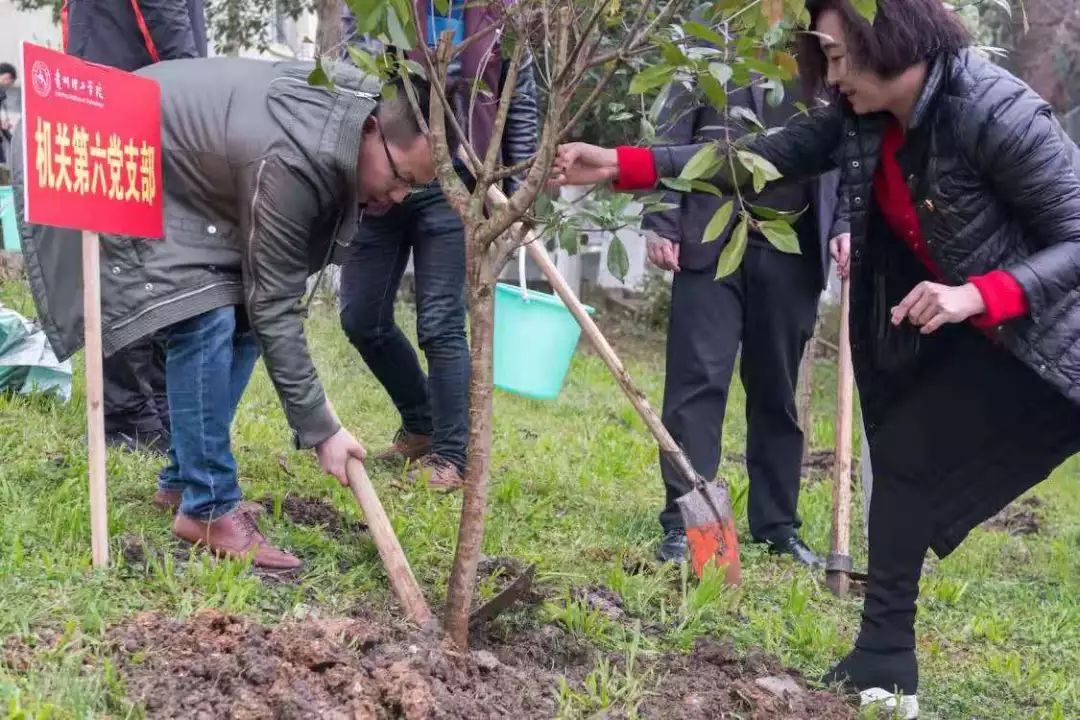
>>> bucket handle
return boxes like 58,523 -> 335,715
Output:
517,241 -> 529,302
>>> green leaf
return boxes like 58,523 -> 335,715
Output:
307,57 -> 334,90
691,180 -> 724,197
765,80 -> 785,107
851,0 -> 876,23
730,106 -> 765,131
739,57 -> 784,81
747,202 -> 807,222
679,144 -> 721,181
708,62 -> 733,86
684,21 -> 726,48
607,236 -> 631,282
703,201 -> 734,243
629,64 -> 676,94
752,164 -> 767,193
660,42 -> 689,66
736,150 -> 782,182
698,74 -> 728,113
386,5 -> 413,49
760,219 -> 801,253
716,214 -> 749,278
347,46 -> 382,77
661,177 -> 693,192
433,0 -> 450,13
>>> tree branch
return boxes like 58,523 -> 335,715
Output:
476,41 -> 525,189
472,5 -> 572,250
403,3 -> 484,173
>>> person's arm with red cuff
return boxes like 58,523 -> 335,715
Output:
611,146 -> 658,191
968,270 -> 1029,327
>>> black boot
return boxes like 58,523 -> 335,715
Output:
822,647 -> 919,718
766,534 -> 824,568
655,528 -> 688,563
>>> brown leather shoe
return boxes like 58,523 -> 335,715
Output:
153,489 -> 264,518
173,510 -> 301,569
374,429 -> 433,465
407,455 -> 465,490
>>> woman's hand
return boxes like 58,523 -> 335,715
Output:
830,233 -> 851,278
891,281 -> 986,334
551,143 -> 619,186
646,234 -> 681,272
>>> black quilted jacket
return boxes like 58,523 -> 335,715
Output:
650,49 -> 1080,426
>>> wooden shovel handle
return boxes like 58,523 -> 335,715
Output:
829,276 -> 855,595
346,458 -> 432,625
484,183 -> 703,489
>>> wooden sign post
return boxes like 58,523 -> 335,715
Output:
21,42 -> 163,568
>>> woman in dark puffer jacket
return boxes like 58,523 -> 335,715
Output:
553,1 -> 1080,717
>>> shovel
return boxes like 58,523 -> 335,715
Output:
825,276 -> 855,596
480,179 -> 741,585
346,459 -> 433,624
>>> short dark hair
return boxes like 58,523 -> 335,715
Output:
0,62 -> 16,80
797,0 -> 970,95
374,75 -> 455,149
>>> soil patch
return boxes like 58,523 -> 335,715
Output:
109,609 -> 853,719
260,495 -> 369,538
982,496 -> 1043,536
110,609 -> 558,719
636,637 -> 853,720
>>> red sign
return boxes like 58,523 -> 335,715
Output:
21,42 -> 163,238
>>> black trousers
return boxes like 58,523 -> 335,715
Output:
339,185 -> 469,469
103,331 -> 169,436
857,327 -> 1080,655
659,242 -> 822,543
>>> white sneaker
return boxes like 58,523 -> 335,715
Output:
859,687 -> 919,719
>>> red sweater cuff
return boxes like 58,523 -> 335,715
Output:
969,270 -> 1028,327
612,146 -> 658,191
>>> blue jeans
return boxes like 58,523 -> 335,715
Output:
339,184 -> 469,469
158,306 -> 259,521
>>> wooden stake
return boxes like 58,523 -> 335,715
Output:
826,277 -> 854,597
346,458 -> 432,625
82,230 -> 108,568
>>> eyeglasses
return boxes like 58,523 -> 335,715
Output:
379,128 -> 427,195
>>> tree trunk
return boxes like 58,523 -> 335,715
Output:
444,260 -> 496,647
1009,0 -> 1080,113
315,0 -> 344,59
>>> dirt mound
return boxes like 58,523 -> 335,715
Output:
982,497 -> 1043,536
110,609 -> 558,719
109,609 -> 853,720
637,638 -> 853,719
260,496 -> 368,537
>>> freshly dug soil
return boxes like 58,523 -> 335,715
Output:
982,496 -> 1043,536
636,637 -> 854,719
259,495 -> 368,538
110,610 -> 557,719
109,609 -> 854,719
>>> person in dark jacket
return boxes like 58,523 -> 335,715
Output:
553,1 -> 1080,716
15,61 -> 443,570
63,0 -> 207,455
337,1 -> 538,489
645,75 -> 844,567
0,63 -> 15,169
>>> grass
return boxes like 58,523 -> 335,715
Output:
1,278 -> 1078,719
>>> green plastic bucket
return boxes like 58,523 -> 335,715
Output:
494,282 -> 595,400
0,187 -> 18,252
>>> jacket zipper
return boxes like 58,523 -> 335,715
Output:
268,75 -> 378,101
246,159 -> 269,308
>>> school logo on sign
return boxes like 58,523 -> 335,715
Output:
31,60 -> 51,98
